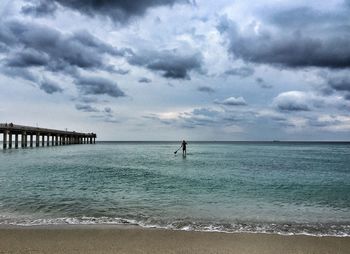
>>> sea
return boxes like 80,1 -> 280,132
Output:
0,141 -> 349,236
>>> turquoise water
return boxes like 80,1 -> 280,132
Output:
0,142 -> 349,236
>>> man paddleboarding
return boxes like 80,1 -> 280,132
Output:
181,140 -> 187,156
174,140 -> 188,155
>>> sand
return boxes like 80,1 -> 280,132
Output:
0,225 -> 349,254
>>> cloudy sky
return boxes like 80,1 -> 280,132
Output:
0,0 -> 350,141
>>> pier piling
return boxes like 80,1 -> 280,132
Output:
15,134 -> 18,148
36,133 -> 40,147
30,134 -> 33,148
8,132 -> 12,149
3,130 -> 7,149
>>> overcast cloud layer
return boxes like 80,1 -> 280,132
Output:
0,0 -> 349,140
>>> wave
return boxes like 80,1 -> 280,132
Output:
0,215 -> 349,237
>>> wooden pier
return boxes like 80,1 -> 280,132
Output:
0,123 -> 96,149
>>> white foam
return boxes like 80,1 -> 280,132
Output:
0,216 -> 349,237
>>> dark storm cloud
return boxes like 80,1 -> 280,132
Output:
0,20 -> 131,99
113,68 -> 130,75
267,7 -> 348,29
0,66 -> 38,82
218,13 -> 350,69
73,97 -> 97,103
197,86 -> 215,93
128,49 -> 203,79
104,107 -> 112,113
23,0 -> 190,22
315,71 -> 350,100
75,76 -> 125,98
39,79 -> 63,94
22,0 -> 58,17
224,67 -> 254,78
138,77 -> 152,83
0,20 -> 130,76
256,77 -> 272,89
0,43 -> 8,53
327,76 -> 350,92
4,49 -> 49,68
277,102 -> 310,112
71,30 -> 131,57
75,104 -> 99,112
256,77 -> 263,83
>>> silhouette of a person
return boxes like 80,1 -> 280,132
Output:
181,140 -> 187,156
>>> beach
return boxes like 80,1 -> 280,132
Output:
0,225 -> 349,254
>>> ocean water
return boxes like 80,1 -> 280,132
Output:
0,142 -> 349,236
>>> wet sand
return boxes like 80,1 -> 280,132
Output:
0,225 -> 349,254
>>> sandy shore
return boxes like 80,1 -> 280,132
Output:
0,225 -> 349,254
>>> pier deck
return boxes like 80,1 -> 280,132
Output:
0,123 -> 96,149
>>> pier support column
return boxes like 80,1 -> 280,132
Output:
3,130 -> 8,149
21,132 -> 25,148
59,136 -> 62,145
15,134 -> 18,149
36,133 -> 40,147
47,134 -> 50,146
52,135 -> 55,146
42,135 -> 45,147
30,134 -> 33,147
8,132 -> 12,149
55,135 -> 58,146
24,133 -> 28,147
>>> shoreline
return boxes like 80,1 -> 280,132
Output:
0,225 -> 350,254
1,219 -> 349,237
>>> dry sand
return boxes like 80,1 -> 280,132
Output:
0,225 -> 349,254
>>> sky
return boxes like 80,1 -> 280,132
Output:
0,0 -> 350,141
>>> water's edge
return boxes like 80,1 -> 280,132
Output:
1,216 -> 349,237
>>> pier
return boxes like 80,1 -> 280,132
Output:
0,123 -> 96,149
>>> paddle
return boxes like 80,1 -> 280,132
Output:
174,146 -> 182,154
